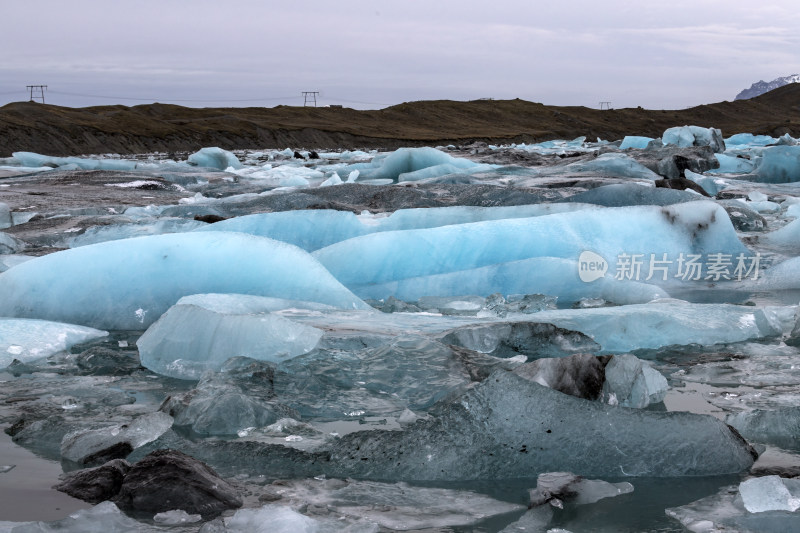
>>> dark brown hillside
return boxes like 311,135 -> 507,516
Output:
1,84 -> 798,157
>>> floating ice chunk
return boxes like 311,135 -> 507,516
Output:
563,183 -> 699,207
665,482 -> 800,533
726,408 -> 800,450
0,232 -> 369,330
60,412 -> 173,465
187,147 -> 242,170
68,219 -> 205,247
259,478 -> 523,530
197,205 -> 597,253
561,153 -> 661,180
619,136 -> 655,150
528,472 -> 633,506
753,146 -> 800,183
326,371 -> 756,480
739,476 -> 800,513
4,501 -> 159,533
713,153 -> 755,174
0,232 -> 25,255
342,147 -> 483,182
314,201 -> 747,292
683,169 -> 726,196
602,354 -> 668,408
528,301 -> 784,353
663,126 -> 725,153
726,133 -> 776,148
10,152 -> 143,171
153,509 -> 201,525
0,202 -> 10,229
211,504 -> 379,533
138,294 -> 324,379
745,257 -> 800,289
398,162 -> 495,182
763,218 -> 800,249
0,319 -> 108,367
498,506 -> 554,533
319,172 -> 343,187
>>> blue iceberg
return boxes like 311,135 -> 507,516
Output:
0,232 -> 368,330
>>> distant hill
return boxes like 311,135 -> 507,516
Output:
1,84 -> 800,157
735,74 -> 800,100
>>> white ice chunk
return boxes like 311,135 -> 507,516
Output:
0,233 -> 25,255
619,136 -> 655,150
0,203 -> 10,229
60,412 -> 173,464
187,147 -> 242,170
602,354 -> 668,408
214,504 -> 378,532
138,294 -> 325,379
0,318 -> 108,367
255,478 -> 523,530
739,476 -> 800,513
0,232 -> 368,330
341,147 -> 485,182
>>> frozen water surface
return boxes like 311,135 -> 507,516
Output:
5,139 -> 800,531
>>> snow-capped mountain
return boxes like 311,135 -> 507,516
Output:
735,74 -> 800,100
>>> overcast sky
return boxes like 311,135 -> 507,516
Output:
1,0 -> 798,110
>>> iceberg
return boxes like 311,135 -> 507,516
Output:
197,204 -> 593,252
340,147 -> 487,182
137,294 -> 325,379
0,232 -> 25,255
313,201 -> 747,294
10,152 -> 144,171
753,146 -> 800,183
0,318 -> 108,367
619,136 -> 655,150
324,371 -> 756,480
0,232 -> 368,330
60,412 -> 174,465
525,301 -> 785,353
739,476 -> 800,513
186,147 -> 242,170
252,478 -> 523,530
601,353 -> 668,407
207,504 -> 379,533
663,126 -> 726,153
713,153 -> 756,174
666,479 -> 800,533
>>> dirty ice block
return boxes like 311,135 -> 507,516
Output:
325,372 -> 756,480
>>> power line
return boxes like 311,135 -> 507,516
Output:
47,89 -> 304,103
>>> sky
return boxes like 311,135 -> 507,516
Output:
1,0 -> 799,110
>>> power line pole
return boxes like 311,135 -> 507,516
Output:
302,91 -> 319,107
27,85 -> 47,103
599,101 -> 611,110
